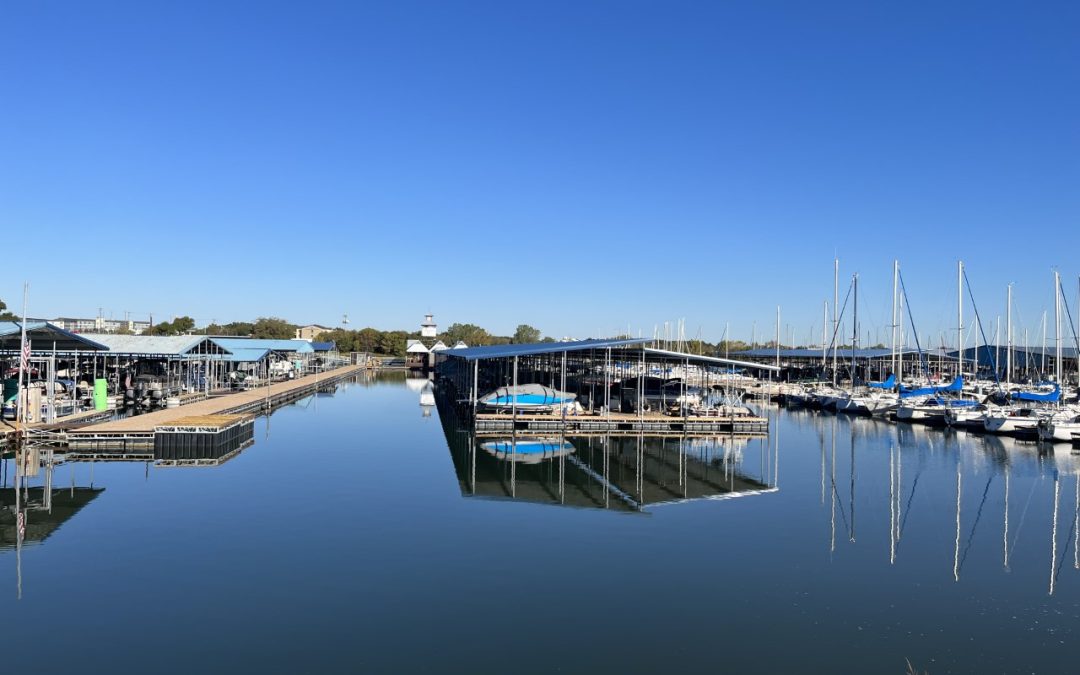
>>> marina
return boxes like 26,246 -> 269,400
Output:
7,2 -> 1077,671
4,373 -> 1080,673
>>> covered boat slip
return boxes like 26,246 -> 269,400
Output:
436,338 -> 778,434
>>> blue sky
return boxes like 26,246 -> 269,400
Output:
2,1 -> 1077,344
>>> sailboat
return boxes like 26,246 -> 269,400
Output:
984,273 -> 1068,436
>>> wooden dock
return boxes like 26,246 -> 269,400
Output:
63,365 -> 364,450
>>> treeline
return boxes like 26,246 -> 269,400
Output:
139,316 -> 297,339
315,323 -> 556,357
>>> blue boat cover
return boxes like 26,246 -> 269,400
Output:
900,376 -> 963,399
1011,382 -> 1060,403
868,374 -> 896,390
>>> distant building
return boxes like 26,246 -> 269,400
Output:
52,316 -> 151,335
408,315 -> 441,369
421,314 -> 437,339
295,324 -> 331,341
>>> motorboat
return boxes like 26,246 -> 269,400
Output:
478,384 -> 576,412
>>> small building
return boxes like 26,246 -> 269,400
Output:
295,324 -> 331,341
406,340 -> 430,370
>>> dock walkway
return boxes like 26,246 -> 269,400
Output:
62,365 -> 364,449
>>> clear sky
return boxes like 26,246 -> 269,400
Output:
2,1 -> 1077,345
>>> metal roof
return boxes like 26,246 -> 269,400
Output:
78,333 -> 225,356
0,322 -> 108,352
644,348 -> 781,372
734,347 -> 930,360
310,341 -> 336,352
213,347 -> 271,363
440,337 -> 652,361
211,337 -> 314,354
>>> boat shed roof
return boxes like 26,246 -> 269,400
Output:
0,321 -> 109,352
644,348 -> 781,372
78,333 -> 227,356
211,338 -> 314,354
214,347 -> 271,363
440,337 -> 652,361
734,347 -> 929,360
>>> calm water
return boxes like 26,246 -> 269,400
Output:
3,373 -> 1079,674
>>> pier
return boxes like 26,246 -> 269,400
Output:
56,364 -> 364,450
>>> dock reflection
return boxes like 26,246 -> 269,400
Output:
439,397 -> 777,512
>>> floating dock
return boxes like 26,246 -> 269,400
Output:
153,414 -> 254,465
62,365 -> 363,450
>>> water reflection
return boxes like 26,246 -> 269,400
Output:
784,406 -> 1080,596
438,399 -> 777,513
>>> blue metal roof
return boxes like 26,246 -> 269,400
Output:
310,341 -> 336,352
213,347 -> 271,363
440,337 -> 652,361
211,337 -> 314,354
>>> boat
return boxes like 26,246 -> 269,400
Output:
478,384 -> 576,412
896,396 -> 949,424
982,405 -> 1042,436
838,390 -> 899,417
944,400 -> 989,429
480,438 -> 576,463
1036,407 -> 1080,442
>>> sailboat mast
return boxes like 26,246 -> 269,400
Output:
851,274 -> 858,384
898,290 -> 904,382
833,257 -> 839,385
892,260 -> 899,375
1006,283 -> 1012,389
1055,270 -> 1062,385
957,261 -> 963,378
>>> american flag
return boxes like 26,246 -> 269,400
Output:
20,338 -> 30,374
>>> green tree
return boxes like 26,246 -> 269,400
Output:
0,298 -> 17,321
252,317 -> 295,339
172,316 -> 195,334
144,321 -> 173,336
442,323 -> 491,347
356,327 -> 380,353
512,324 -> 541,344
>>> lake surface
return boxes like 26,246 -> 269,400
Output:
3,373 -> 1079,674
